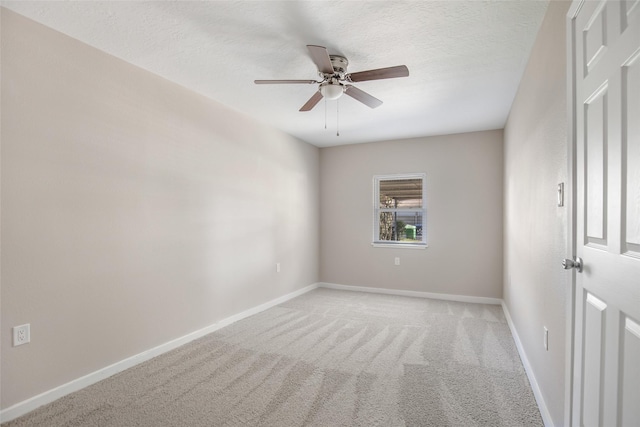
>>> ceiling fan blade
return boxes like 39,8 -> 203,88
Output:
344,85 -> 383,109
307,45 -> 334,74
255,79 -> 317,84
347,65 -> 409,82
299,91 -> 324,112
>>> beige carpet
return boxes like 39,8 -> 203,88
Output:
4,288 -> 543,426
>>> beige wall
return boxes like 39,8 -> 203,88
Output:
1,9 -> 319,409
503,1 -> 571,425
320,130 -> 504,298
1,1 -> 572,419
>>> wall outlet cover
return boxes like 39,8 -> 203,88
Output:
13,324 -> 31,347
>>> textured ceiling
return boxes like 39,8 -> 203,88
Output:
1,1 -> 549,147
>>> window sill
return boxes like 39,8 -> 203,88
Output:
371,243 -> 428,249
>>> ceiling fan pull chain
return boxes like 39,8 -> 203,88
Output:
336,98 -> 340,137
324,97 -> 327,130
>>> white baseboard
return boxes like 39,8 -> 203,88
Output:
3,283 -> 543,424
501,301 -> 554,427
0,282 -> 319,423
318,282 -> 502,305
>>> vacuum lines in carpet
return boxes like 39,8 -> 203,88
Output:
3,288 -> 543,426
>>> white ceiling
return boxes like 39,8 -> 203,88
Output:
2,1 -> 549,148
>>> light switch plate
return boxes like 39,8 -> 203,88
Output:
557,183 -> 564,207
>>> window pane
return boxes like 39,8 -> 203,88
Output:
378,212 -> 423,242
379,178 -> 422,208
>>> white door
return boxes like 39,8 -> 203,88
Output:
571,0 -> 640,426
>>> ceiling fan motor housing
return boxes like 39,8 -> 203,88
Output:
328,55 -> 349,76
318,55 -> 349,100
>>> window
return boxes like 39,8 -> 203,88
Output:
373,173 -> 426,248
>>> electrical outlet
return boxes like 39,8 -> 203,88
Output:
544,327 -> 549,351
394,257 -> 400,266
13,324 -> 30,347
276,263 -> 281,273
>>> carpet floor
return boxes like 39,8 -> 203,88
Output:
4,288 -> 543,426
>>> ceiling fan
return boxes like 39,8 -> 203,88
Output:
255,45 -> 409,112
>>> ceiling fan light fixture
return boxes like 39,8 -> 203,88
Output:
320,83 -> 344,100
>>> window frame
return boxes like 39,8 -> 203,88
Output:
372,173 -> 427,249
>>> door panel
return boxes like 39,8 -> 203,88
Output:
622,0 -> 640,30
581,293 -> 607,426
585,84 -> 608,244
620,316 -> 640,425
583,2 -> 608,75
622,52 -> 640,252
572,1 -> 640,425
